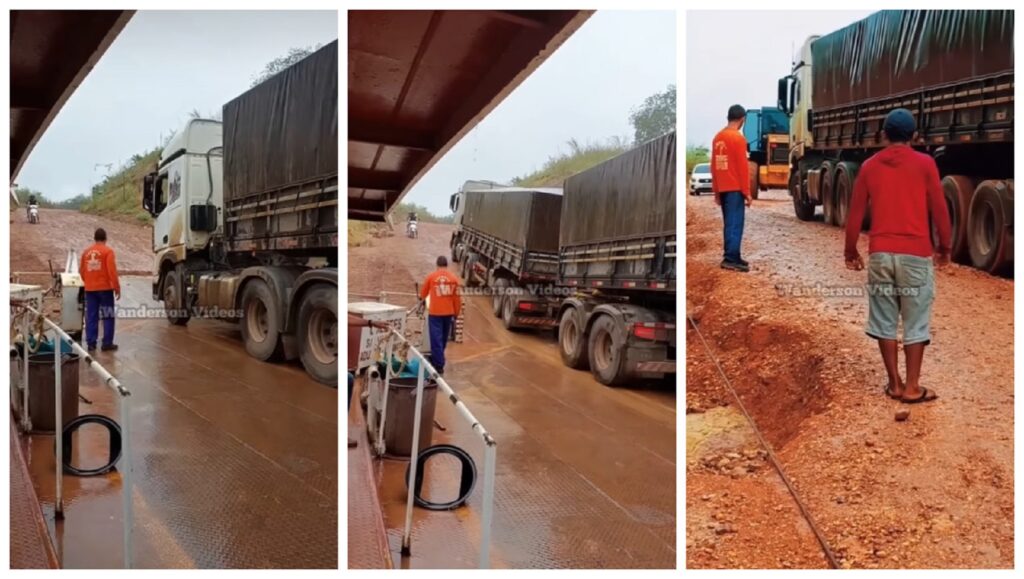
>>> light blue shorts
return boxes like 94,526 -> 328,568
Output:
865,252 -> 935,345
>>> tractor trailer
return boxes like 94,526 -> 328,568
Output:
778,10 -> 1013,274
142,41 -> 339,384
450,132 -> 677,385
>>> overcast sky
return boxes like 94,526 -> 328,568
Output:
403,10 -> 676,215
16,10 -> 337,200
686,10 -> 872,148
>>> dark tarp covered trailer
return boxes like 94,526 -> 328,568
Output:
223,40 -> 339,202
560,131 -> 676,247
812,10 -> 1014,111
461,188 -> 562,253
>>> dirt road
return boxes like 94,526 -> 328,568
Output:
686,190 -> 1013,569
10,207 -> 153,278
348,222 -> 676,569
11,209 -> 337,569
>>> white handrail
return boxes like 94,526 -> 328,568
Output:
381,328 -> 496,569
12,301 -> 133,569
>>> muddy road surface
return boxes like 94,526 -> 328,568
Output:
12,209 -> 337,568
686,190 -> 1013,569
349,222 -> 676,569
10,207 -> 154,277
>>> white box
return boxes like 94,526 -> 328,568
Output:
348,302 -> 406,372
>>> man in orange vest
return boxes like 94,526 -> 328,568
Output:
419,256 -> 462,375
79,228 -> 121,352
711,104 -> 753,272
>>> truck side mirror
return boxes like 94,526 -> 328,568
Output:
777,77 -> 790,114
142,173 -> 156,216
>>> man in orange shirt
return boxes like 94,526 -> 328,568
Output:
711,104 -> 753,272
79,228 -> 121,352
419,256 -> 462,375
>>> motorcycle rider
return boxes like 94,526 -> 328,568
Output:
27,192 -> 37,221
407,210 -> 418,237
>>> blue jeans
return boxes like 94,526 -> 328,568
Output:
428,315 -> 454,371
720,191 -> 746,263
85,290 -> 116,348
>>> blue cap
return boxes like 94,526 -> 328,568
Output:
883,108 -> 916,141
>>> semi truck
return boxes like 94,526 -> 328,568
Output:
777,10 -> 1014,274
142,41 -> 339,384
743,106 -> 790,198
450,186 -> 563,330
450,132 -> 677,386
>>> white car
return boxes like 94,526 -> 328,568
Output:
689,163 -> 713,195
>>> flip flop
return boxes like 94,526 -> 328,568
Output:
900,387 -> 939,404
884,384 -> 903,399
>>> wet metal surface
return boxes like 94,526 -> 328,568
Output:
10,420 -> 59,569
348,222 -> 676,568
20,276 -> 337,569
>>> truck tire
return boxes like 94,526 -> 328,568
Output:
501,289 -> 520,331
967,180 -> 1012,274
587,315 -> 629,386
491,279 -> 508,317
462,254 -> 480,288
939,175 -> 975,264
297,284 -> 337,386
240,279 -> 285,362
791,170 -> 815,222
558,307 -> 589,370
834,162 -> 859,228
820,161 -> 836,226
163,266 -> 190,326
748,161 -> 759,200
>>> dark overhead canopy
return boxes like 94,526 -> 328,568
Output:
348,10 -> 593,221
10,10 -> 133,181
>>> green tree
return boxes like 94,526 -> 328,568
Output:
686,144 -> 710,177
250,45 -> 322,87
629,85 -> 676,144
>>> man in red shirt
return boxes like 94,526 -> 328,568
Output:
79,228 -> 121,352
711,104 -> 753,272
844,108 -> 951,404
419,256 -> 462,375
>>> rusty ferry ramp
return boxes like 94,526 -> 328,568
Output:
349,222 -> 676,568
18,276 -> 337,569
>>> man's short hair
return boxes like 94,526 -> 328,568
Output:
883,108 -> 916,143
727,104 -> 746,121
94,228 -> 107,242
436,256 -> 448,267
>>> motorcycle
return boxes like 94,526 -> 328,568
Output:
407,220 -> 418,239
28,204 -> 39,224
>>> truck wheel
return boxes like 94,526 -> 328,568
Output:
748,161 -> 759,200
240,280 -> 284,361
501,289 -> 520,331
820,161 -> 835,226
587,315 -> 629,386
163,267 -> 190,326
834,162 -> 859,228
558,307 -> 589,370
298,284 -> 337,386
462,254 -> 479,287
791,171 -> 815,222
939,175 -> 975,263
491,279 -> 508,317
967,180 -> 1012,273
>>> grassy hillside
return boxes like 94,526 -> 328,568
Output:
12,187 -> 90,210
80,148 -> 161,223
512,138 -> 629,187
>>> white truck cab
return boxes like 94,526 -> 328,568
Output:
143,119 -> 223,271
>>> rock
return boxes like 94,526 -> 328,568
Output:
701,494 -> 713,501
714,523 -> 736,535
865,439 -> 876,447
835,495 -> 846,504
895,409 -> 911,422
725,452 -> 742,460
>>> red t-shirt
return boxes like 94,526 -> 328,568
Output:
711,127 -> 751,199
844,145 -> 952,259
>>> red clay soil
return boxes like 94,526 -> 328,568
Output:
10,207 -> 154,277
685,190 -> 1013,569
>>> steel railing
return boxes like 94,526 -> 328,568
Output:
369,327 -> 496,569
12,301 -> 134,569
